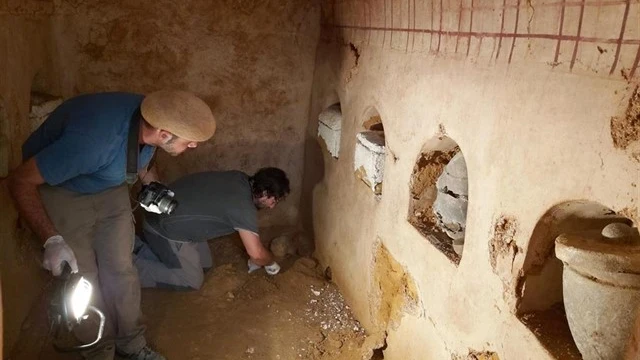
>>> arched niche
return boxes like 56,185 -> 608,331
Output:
354,107 -> 385,195
407,135 -> 468,265
517,200 -> 633,359
29,92 -> 62,132
317,102 -> 342,158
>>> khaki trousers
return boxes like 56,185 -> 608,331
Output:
40,184 -> 145,359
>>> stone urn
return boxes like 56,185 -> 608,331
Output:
555,224 -> 640,360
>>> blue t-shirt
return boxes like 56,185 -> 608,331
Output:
22,92 -> 156,194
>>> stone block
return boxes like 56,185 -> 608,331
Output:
317,104 -> 342,158
436,152 -> 468,196
433,192 -> 468,226
436,171 -> 468,197
445,152 -> 467,178
29,92 -> 62,131
354,130 -> 385,194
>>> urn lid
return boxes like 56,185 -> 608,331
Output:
555,226 -> 640,275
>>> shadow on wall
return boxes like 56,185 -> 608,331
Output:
407,135 -> 468,265
1,97 -> 8,177
300,96 -> 345,243
317,102 -> 342,159
517,200 -> 634,360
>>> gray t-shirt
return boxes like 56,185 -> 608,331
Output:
145,171 -> 258,242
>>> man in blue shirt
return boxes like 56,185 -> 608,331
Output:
7,90 -> 216,360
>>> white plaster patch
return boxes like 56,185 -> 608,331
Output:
354,130 -> 385,193
317,104 -> 342,158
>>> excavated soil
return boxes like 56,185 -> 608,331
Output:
611,86 -> 640,150
488,215 -> 520,272
519,304 -> 581,360
9,234 -> 371,360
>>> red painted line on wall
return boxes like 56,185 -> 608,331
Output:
367,0 -> 372,46
467,0 -> 474,56
456,0 -> 464,53
383,0 -> 388,47
406,0 -> 412,52
391,0 -> 394,46
463,0 -> 627,10
412,0 -> 417,51
630,45 -> 640,79
496,0 -> 508,60
609,0 -> 630,75
554,0 -> 566,63
439,0 -> 444,52
569,0 -> 586,70
330,24 -> 640,45
331,0 -> 336,26
331,0 -> 337,42
430,0 -> 435,50
508,0 -> 521,63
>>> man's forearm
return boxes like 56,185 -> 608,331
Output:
139,164 -> 159,185
238,229 -> 275,266
8,180 -> 57,243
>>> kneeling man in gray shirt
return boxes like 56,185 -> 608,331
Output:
134,168 -> 289,290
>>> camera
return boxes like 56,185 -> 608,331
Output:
138,181 -> 178,214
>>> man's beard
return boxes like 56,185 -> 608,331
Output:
160,142 -> 181,156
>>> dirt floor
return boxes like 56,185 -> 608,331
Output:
8,235 -> 372,360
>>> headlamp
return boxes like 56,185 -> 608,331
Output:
49,263 -> 105,352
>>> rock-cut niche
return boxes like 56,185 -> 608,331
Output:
408,135 -> 468,265
517,200 -> 636,359
354,108 -> 385,195
317,103 -> 342,158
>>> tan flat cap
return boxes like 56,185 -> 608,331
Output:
141,90 -> 216,142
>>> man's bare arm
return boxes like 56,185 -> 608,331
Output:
7,158 -> 57,243
238,229 -> 274,266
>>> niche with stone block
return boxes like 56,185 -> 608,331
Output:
29,92 -> 62,132
317,103 -> 342,158
517,201 -> 635,359
0,98 -> 8,177
408,136 -> 468,264
354,109 -> 385,195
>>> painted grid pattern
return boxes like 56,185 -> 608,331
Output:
324,0 -> 640,78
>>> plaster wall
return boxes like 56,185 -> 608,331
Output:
0,1 -> 63,352
1,0 -> 320,354
47,0 -> 321,227
304,0 -> 640,358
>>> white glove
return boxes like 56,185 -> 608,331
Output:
43,235 -> 79,276
247,259 -> 262,273
264,262 -> 280,275
141,203 -> 162,214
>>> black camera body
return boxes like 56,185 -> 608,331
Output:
138,181 -> 178,214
